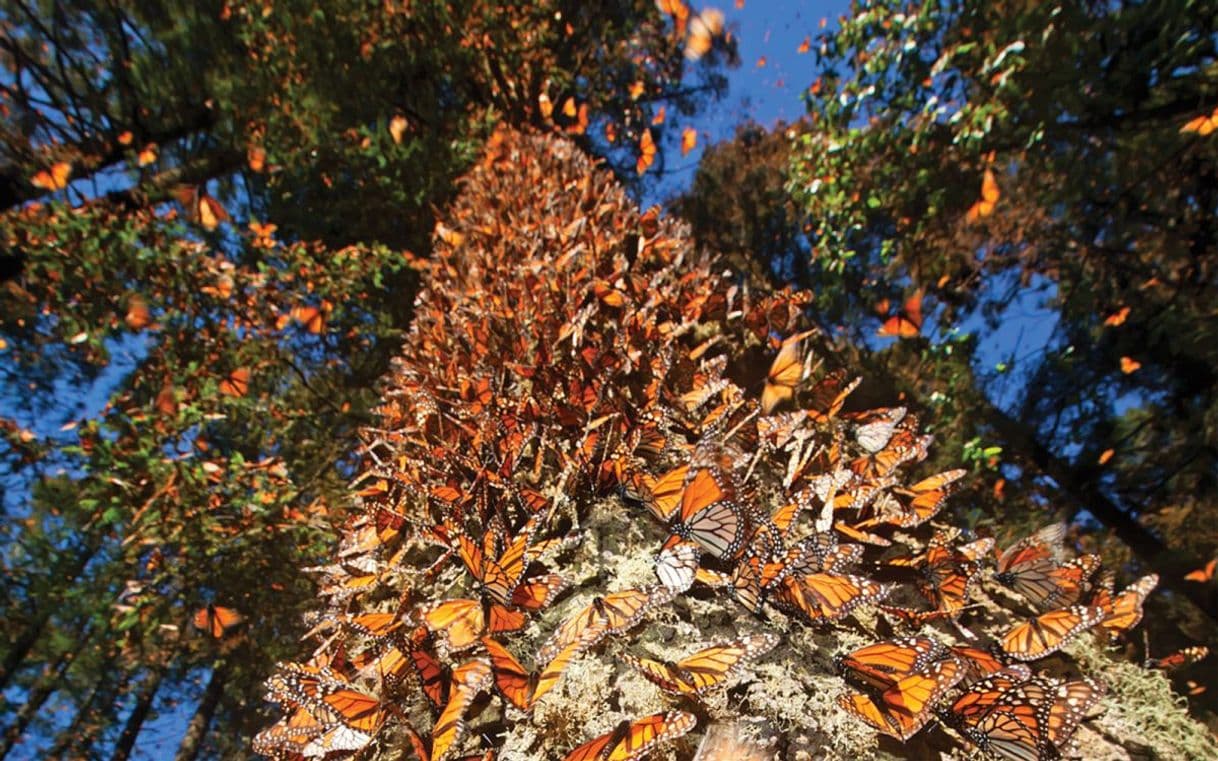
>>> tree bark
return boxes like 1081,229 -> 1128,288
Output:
110,669 -> 165,761
172,664 -> 227,761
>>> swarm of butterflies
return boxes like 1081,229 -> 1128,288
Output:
252,128 -> 1207,761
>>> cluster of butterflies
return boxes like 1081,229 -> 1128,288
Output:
254,129 -> 1205,761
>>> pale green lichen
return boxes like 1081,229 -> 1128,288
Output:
1069,639 -> 1218,760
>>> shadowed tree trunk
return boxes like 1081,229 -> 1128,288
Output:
0,644 -> 74,759
173,663 -> 227,761
0,537 -> 102,691
111,668 -> 165,761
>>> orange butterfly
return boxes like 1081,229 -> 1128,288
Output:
192,604 -> 244,639
410,644 -> 451,708
995,524 -> 1099,609
31,161 -> 72,191
1091,573 -> 1157,641
772,572 -> 890,623
965,168 -> 1000,221
263,664 -> 382,756
948,645 -> 1008,682
620,633 -> 778,695
636,129 -> 656,175
999,604 -> 1105,661
680,127 -> 697,156
1184,558 -> 1216,582
481,636 -> 585,710
623,464 -> 688,523
836,636 -> 951,691
458,520 -> 566,609
218,367 -> 251,398
1181,107 -> 1218,136
422,597 -> 526,653
668,468 -> 747,559
946,667 -> 1103,760
838,656 -> 963,740
538,586 -> 674,664
761,330 -> 815,413
803,370 -> 860,424
888,469 -> 966,527
654,540 -> 701,593
877,290 -> 924,338
430,658 -> 492,761
895,531 -> 991,618
561,710 -> 696,761
1145,645 -> 1209,671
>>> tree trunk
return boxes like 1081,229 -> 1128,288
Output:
50,668 -> 129,761
45,672 -> 107,760
110,669 -> 164,761
172,664 -> 227,761
0,645 -> 74,759
0,538 -> 101,691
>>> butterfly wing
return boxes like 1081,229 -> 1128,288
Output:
1000,605 -> 1104,661
482,637 -> 533,710
431,659 -> 492,761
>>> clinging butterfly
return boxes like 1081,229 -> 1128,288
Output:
561,710 -> 696,761
620,633 -> 779,696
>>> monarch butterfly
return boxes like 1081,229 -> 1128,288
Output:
731,549 -> 793,615
537,586 -> 674,665
251,705 -> 328,756
684,7 -> 724,60
1091,573 -> 1157,641
877,290 -> 924,339
838,656 -> 964,740
761,330 -> 815,414
654,540 -> 701,593
1145,645 -> 1209,671
888,469 -> 966,527
910,532 -> 991,617
561,710 -> 696,761
999,604 -> 1105,661
30,161 -> 72,191
965,169 -> 1001,222
946,668 -> 1102,761
265,664 -> 383,743
620,633 -> 779,695
849,407 -> 907,453
804,371 -> 861,424
949,645 -> 1008,681
623,464 -> 689,523
773,572 -> 890,623
411,644 -> 451,708
192,604 -> 244,639
995,524 -> 1098,609
218,366 -> 251,397
837,637 -> 951,691
670,468 -> 747,559
422,597 -> 527,653
481,636 -> 582,710
636,129 -> 657,175
848,420 -> 931,479
404,725 -> 495,761
429,658 -> 492,761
